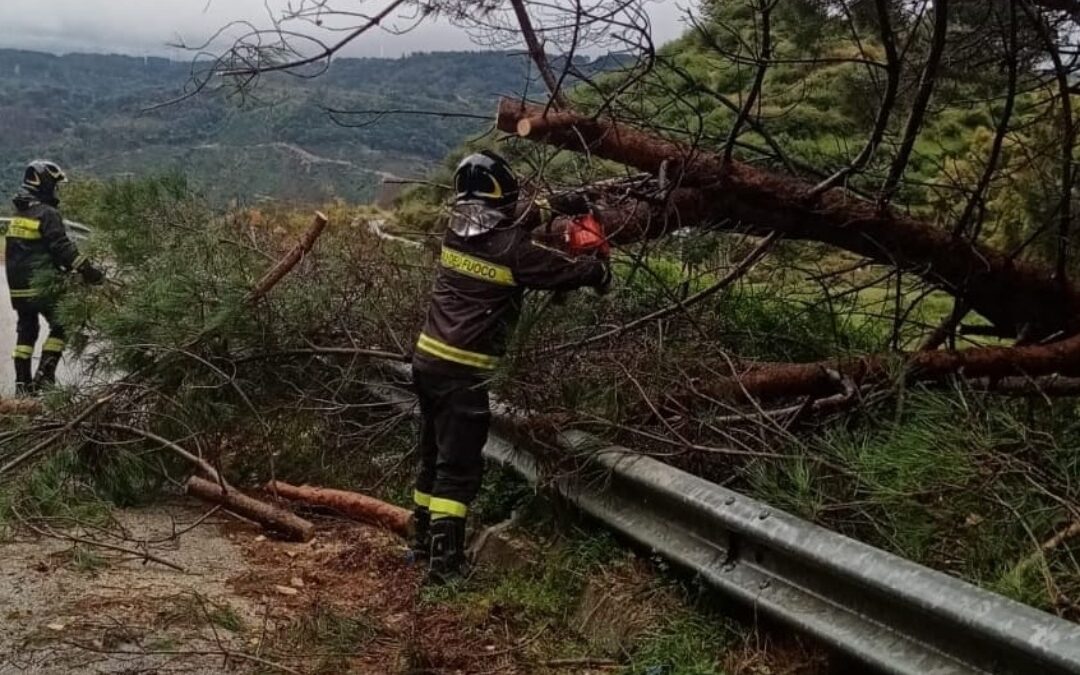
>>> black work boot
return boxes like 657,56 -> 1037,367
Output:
410,506 -> 431,562
426,516 -> 468,585
33,352 -> 61,390
13,358 -> 34,397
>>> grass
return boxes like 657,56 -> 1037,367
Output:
627,613 -> 735,675
747,386 -> 1080,610
418,508 -> 741,672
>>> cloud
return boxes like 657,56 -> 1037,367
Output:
0,1 -> 694,59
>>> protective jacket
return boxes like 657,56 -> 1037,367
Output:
6,195 -> 86,299
414,196 -> 609,376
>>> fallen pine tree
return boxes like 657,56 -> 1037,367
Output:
498,99 -> 1080,342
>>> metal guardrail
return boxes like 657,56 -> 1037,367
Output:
371,371 -> 1080,674
0,218 -> 92,242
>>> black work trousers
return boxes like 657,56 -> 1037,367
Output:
412,366 -> 492,519
12,295 -> 66,358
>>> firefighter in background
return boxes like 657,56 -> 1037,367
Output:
7,161 -> 104,395
411,151 -> 611,583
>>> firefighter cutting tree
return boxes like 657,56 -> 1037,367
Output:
410,151 -> 612,583
6,161 -> 104,396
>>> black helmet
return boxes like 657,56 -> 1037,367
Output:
453,151 -> 518,209
23,160 -> 67,204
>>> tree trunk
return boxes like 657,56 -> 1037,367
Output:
498,99 -> 1080,340
697,331 -> 1080,402
186,476 -> 316,542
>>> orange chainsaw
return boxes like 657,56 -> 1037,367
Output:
564,212 -> 610,257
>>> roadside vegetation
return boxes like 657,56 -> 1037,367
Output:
4,0 -> 1080,671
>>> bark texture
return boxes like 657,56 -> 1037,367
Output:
187,476 -> 316,542
498,99 -> 1080,340
266,480 -> 412,536
702,332 -> 1080,402
0,398 -> 43,416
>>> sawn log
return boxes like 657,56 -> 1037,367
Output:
187,476 -> 316,542
265,480 -> 412,536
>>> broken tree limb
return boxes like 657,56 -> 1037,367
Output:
187,477 -> 315,542
698,331 -> 1080,402
246,211 -> 329,305
265,481 -> 411,536
498,99 -> 1080,340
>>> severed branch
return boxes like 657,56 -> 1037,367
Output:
246,211 -> 329,304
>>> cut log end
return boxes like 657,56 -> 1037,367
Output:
187,476 -> 315,542
517,118 -> 534,137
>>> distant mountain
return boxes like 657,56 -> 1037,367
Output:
0,49 -> 597,204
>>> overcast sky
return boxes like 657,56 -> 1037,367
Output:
0,1 -> 694,59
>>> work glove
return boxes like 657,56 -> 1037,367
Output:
78,261 -> 106,286
547,192 -> 591,217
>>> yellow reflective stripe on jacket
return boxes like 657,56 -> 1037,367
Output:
429,497 -> 468,519
12,345 -> 34,359
43,338 -> 65,353
441,247 -> 516,287
7,217 -> 41,240
416,333 -> 500,370
72,254 -> 87,270
414,490 -> 432,508
8,288 -> 39,299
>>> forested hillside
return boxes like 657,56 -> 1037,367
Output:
0,49 -> 554,202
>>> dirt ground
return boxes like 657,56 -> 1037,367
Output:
0,501 -> 830,675
0,503 -> 603,674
